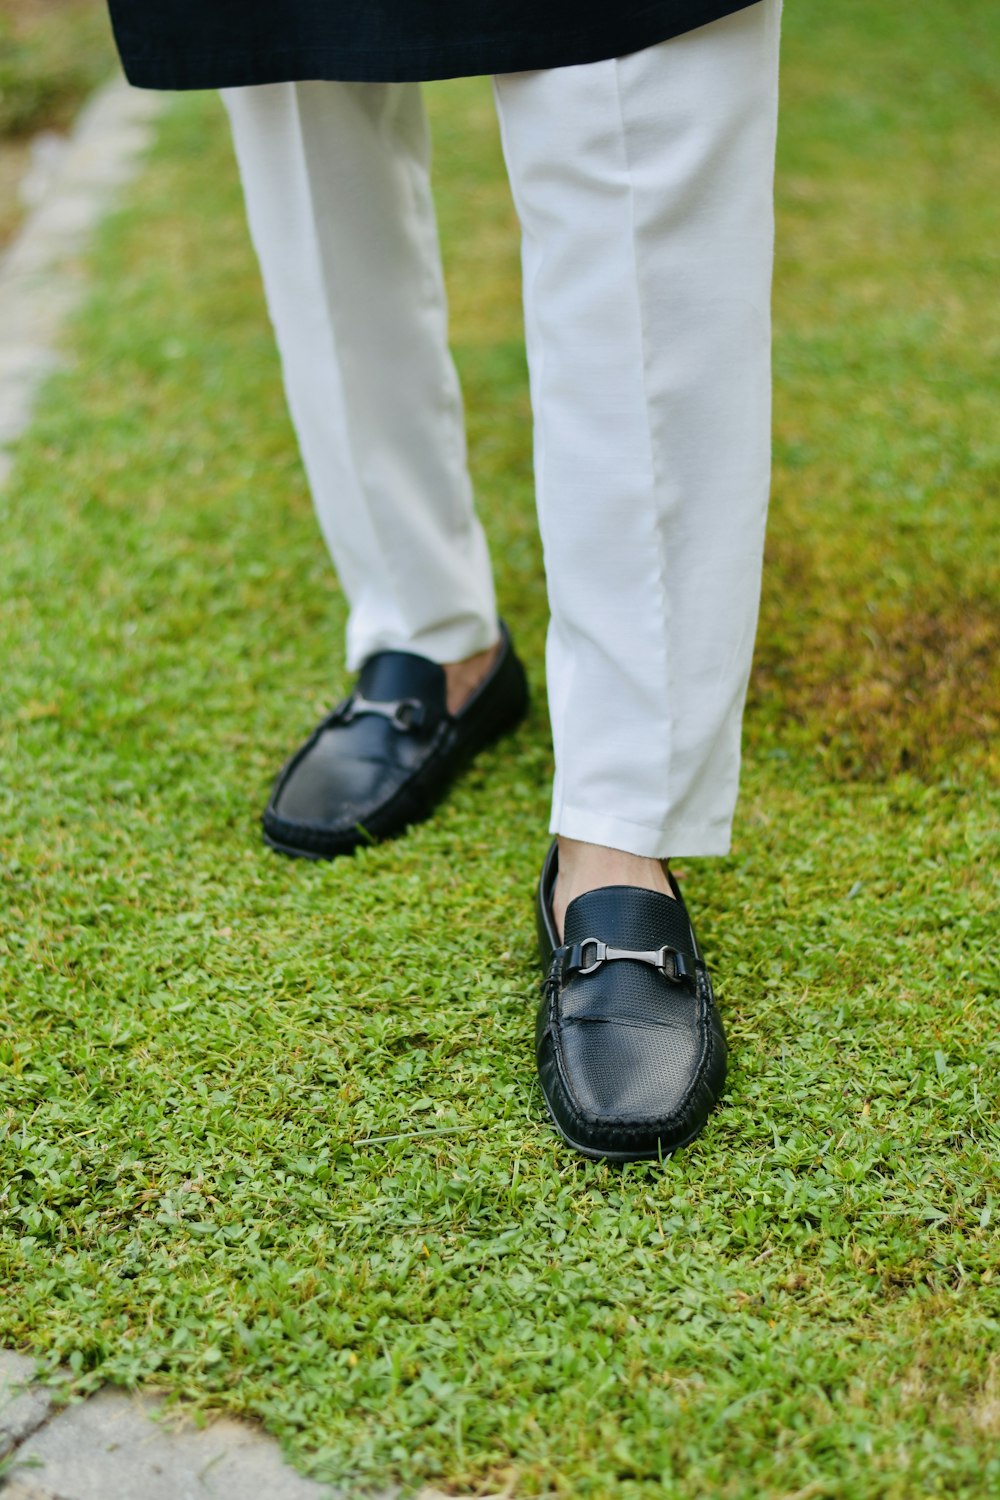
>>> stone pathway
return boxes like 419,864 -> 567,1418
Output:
0,74 -> 163,486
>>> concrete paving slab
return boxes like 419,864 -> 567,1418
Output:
0,1353 -> 54,1461
4,1386 -> 343,1500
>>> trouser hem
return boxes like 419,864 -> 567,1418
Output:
550,803 -> 734,860
345,615 -> 501,671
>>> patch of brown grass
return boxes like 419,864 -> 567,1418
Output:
750,529 -> 998,780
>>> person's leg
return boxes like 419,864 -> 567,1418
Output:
222,81 -> 528,860
221,80 -> 499,682
493,0 -> 782,931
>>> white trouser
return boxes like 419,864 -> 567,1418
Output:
221,0 -> 782,858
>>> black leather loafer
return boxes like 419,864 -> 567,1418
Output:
263,622 -> 528,858
535,841 -> 727,1161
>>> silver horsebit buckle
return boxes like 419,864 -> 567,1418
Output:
341,695 -> 426,731
571,938 -> 690,983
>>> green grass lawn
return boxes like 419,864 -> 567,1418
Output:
1,2 -> 998,1496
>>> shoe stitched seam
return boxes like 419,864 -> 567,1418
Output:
559,1013 -> 700,1037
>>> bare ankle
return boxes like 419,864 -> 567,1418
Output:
553,837 -> 673,940
442,639 -> 502,716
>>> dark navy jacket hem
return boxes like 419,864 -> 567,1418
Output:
113,1 -> 762,89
